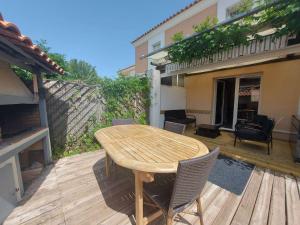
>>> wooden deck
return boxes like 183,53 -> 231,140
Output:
4,150 -> 300,225
185,129 -> 300,177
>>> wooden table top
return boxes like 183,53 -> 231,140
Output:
95,125 -> 209,173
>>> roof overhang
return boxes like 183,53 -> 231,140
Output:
0,36 -> 55,74
131,0 -> 215,46
0,14 -> 64,75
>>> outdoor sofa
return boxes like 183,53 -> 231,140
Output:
164,110 -> 196,127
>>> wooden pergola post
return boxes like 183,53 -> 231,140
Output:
149,68 -> 161,127
35,72 -> 52,164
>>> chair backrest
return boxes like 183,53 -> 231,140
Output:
112,118 -> 135,126
254,114 -> 269,126
169,147 -> 220,215
254,115 -> 275,135
265,118 -> 275,135
164,121 -> 186,135
165,110 -> 186,119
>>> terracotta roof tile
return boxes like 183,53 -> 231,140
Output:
132,0 -> 202,44
0,13 -> 64,74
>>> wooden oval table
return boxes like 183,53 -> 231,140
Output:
95,124 -> 209,225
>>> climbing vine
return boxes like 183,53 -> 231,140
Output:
168,0 -> 300,64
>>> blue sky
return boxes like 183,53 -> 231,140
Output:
1,0 -> 194,78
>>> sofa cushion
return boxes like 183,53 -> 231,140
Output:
166,118 -> 196,125
236,127 -> 267,141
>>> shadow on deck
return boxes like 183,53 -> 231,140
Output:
3,150 -> 300,225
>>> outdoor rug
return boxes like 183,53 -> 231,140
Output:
208,155 -> 254,195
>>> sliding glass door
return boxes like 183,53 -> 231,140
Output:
214,78 -> 236,129
237,77 -> 261,122
214,76 -> 261,130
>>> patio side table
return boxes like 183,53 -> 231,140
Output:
196,124 -> 221,138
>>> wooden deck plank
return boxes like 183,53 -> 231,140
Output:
296,176 -> 300,198
55,161 -> 104,184
64,187 -> 134,225
268,172 -> 286,225
201,189 -> 231,225
54,150 -> 105,167
61,179 -> 132,213
230,168 -> 264,225
54,156 -> 103,175
285,175 -> 300,225
211,168 -> 255,225
211,192 -> 242,225
4,199 -> 63,225
249,169 -> 274,225
13,205 -> 65,225
3,151 -> 294,225
173,183 -> 222,225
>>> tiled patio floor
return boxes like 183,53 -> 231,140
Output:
4,150 -> 300,225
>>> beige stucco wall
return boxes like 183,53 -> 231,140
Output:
165,4 -> 217,45
119,65 -> 135,76
135,41 -> 148,73
185,59 -> 300,138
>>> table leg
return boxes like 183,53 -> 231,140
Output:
134,171 -> 154,225
105,152 -> 110,176
135,171 -> 144,225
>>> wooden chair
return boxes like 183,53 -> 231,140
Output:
112,118 -> 135,126
164,121 -> 186,135
143,147 -> 220,225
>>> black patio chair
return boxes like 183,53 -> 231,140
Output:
112,118 -> 135,126
234,115 -> 275,154
144,147 -> 220,225
164,121 -> 186,135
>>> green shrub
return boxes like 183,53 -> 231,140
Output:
53,76 -> 151,159
99,76 -> 151,125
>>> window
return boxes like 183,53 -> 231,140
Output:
161,74 -> 184,87
161,76 -> 172,86
152,41 -> 161,51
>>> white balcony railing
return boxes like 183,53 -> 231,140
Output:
165,33 -> 291,74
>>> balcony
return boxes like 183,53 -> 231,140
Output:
163,33 -> 300,76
